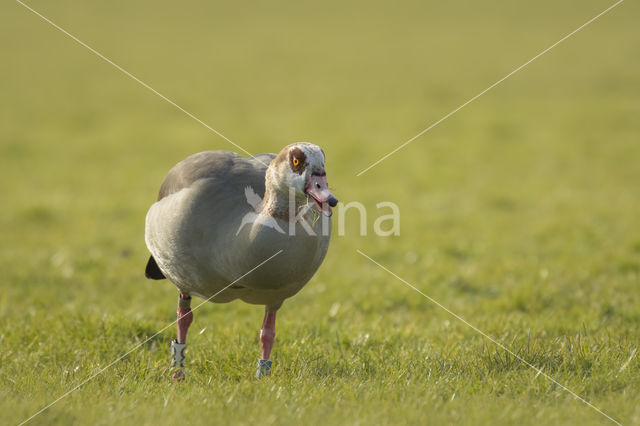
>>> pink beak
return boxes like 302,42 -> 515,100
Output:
305,174 -> 338,216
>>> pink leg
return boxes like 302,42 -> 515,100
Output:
260,310 -> 277,360
176,294 -> 193,344
172,294 -> 193,381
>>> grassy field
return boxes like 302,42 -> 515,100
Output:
1,0 -> 639,424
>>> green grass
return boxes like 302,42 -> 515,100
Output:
1,0 -> 639,424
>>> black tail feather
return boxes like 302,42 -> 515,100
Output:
145,255 -> 166,280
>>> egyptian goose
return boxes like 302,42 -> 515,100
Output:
144,143 -> 338,379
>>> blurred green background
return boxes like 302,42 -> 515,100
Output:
1,0 -> 639,424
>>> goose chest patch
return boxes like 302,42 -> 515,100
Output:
289,147 -> 306,174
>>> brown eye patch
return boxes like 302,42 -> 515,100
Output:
289,147 -> 306,174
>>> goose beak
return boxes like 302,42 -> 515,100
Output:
305,174 -> 338,216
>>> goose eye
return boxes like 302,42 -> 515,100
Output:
292,158 -> 299,166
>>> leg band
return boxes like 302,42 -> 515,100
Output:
178,295 -> 191,310
171,340 -> 187,368
255,359 -> 272,379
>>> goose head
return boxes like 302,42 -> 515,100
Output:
266,142 -> 338,216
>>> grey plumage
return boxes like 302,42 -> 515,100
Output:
145,147 -> 332,311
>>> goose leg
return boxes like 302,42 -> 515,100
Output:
171,294 -> 193,381
256,309 -> 276,378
